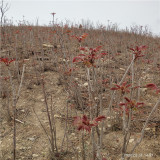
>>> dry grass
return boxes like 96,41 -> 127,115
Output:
0,22 -> 160,160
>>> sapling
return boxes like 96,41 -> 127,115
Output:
0,58 -> 25,160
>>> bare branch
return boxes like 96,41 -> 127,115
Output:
0,0 -> 10,26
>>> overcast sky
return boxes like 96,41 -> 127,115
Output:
5,0 -> 160,36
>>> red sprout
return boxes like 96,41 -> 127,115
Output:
130,45 -> 147,60
111,82 -> 131,94
0,58 -> 15,66
146,83 -> 160,94
74,115 -> 106,132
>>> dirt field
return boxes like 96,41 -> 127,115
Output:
0,25 -> 160,160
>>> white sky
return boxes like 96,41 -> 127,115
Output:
5,0 -> 160,35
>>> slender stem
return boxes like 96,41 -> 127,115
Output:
32,106 -> 52,146
41,79 -> 54,153
7,67 -> 16,160
60,100 -> 69,152
107,58 -> 135,118
16,64 -> 26,102
50,95 -> 58,152
128,98 -> 160,159
119,58 -> 134,85
81,131 -> 86,160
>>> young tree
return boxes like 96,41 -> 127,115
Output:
0,0 -> 9,27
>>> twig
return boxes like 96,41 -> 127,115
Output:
128,98 -> 160,160
15,119 -> 24,124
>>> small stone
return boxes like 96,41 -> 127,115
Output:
42,44 -> 53,48
129,139 -> 134,143
28,137 -> 35,141
20,147 -> 27,150
140,88 -> 147,92
145,128 -> 150,131
41,99 -> 45,102
76,146 -> 80,150
71,133 -> 75,136
94,97 -> 98,100
103,128 -> 107,132
120,68 -> 125,71
54,114 -> 61,118
32,154 -> 39,158
83,82 -> 88,87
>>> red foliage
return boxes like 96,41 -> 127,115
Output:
90,46 -> 102,53
73,46 -> 107,67
15,30 -> 20,34
65,30 -> 72,35
28,27 -> 32,31
80,47 -> 88,52
111,82 -> 131,94
74,115 -> 93,132
120,97 -> 144,109
72,54 -> 85,63
74,115 -> 106,132
71,33 -> 88,42
100,52 -> 108,56
146,83 -> 160,94
0,58 -> 15,66
100,78 -> 109,87
72,53 -> 97,67
64,68 -> 75,76
94,116 -> 106,122
130,45 -> 147,60
0,76 -> 10,81
146,83 -> 157,89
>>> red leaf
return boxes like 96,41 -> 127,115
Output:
78,125 -> 83,131
136,46 -> 139,51
137,102 -> 144,106
0,58 -> 15,66
83,125 -> 91,132
119,103 -> 126,106
124,97 -> 130,102
146,83 -> 160,94
91,121 -> 98,126
82,115 -> 88,121
126,84 -> 131,88
110,87 -> 119,90
78,54 -> 85,57
94,115 -> 106,122
134,86 -> 140,89
80,47 -> 85,51
140,45 -> 147,50
146,83 -> 157,89
73,57 -> 83,62
130,48 -> 135,51
115,84 -> 121,88
95,46 -> 102,51
156,89 -> 160,94
73,116 -> 81,126
101,52 -> 108,55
